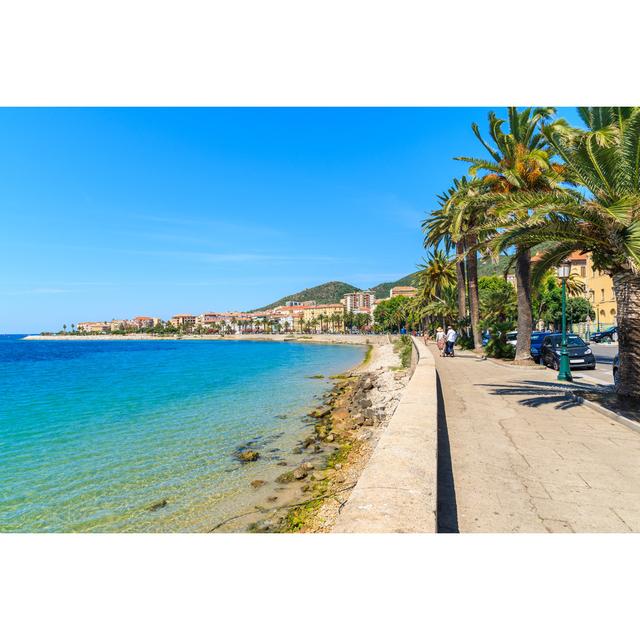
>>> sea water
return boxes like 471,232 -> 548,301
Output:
0,336 -> 366,532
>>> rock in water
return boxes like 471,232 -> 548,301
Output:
149,499 -> 168,512
293,466 -> 308,480
309,407 -> 331,419
251,479 -> 266,489
236,449 -> 260,463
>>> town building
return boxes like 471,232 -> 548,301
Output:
110,319 -> 134,331
389,285 -> 417,298
569,252 -> 617,330
132,316 -> 157,329
170,314 -> 196,329
301,304 -> 345,330
531,250 -> 617,331
342,290 -> 375,313
77,321 -> 110,333
284,300 -> 316,307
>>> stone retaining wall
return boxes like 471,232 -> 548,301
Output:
332,336 -> 438,533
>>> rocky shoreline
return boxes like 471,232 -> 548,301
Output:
209,339 -> 409,533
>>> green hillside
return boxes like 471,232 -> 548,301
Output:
250,273 -> 423,311
370,273 -> 419,299
477,254 -> 514,277
250,281 -> 360,311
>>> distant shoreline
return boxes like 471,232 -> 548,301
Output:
23,333 -> 388,347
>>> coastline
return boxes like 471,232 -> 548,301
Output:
209,336 -> 410,533
22,333 -> 388,347
17,332 -> 408,532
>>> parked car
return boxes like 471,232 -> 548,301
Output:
539,333 -> 596,370
591,326 -> 618,343
500,331 -> 549,361
613,353 -> 620,385
529,331 -> 550,363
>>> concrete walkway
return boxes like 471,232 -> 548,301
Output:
433,347 -> 640,532
333,338 -> 438,532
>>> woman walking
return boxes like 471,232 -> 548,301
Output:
435,326 -> 446,356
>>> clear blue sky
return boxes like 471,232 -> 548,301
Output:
0,107 -> 580,333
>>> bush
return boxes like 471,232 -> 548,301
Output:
394,335 -> 413,368
484,321 -> 516,359
457,334 -> 475,351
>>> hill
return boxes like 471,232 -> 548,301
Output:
250,273 -> 424,312
370,273 -> 419,299
250,281 -> 360,312
477,254 -> 514,278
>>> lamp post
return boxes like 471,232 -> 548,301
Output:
557,260 -> 573,382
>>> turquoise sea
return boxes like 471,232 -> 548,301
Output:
0,336 -> 366,532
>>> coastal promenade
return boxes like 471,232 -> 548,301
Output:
433,347 -> 640,532
333,337 -> 438,532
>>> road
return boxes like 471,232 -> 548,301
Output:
534,341 -> 617,385
578,342 -> 617,385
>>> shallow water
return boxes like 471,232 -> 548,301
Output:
0,335 -> 365,532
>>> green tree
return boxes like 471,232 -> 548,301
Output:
423,176 -> 489,351
456,107 -> 565,363
373,297 -> 408,332
491,107 -> 640,396
478,276 -> 517,327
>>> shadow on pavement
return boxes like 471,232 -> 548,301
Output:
436,372 -> 459,533
476,379 -> 593,410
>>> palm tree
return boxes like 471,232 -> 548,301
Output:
489,106 -> 640,396
425,286 -> 459,328
424,176 -> 489,351
565,272 -> 586,297
456,107 -> 565,363
415,249 -> 457,300
391,300 -> 407,333
423,197 -> 467,320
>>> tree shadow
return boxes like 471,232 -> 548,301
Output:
436,372 -> 459,533
476,379 -> 594,410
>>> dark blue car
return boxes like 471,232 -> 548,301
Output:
590,326 -> 618,343
530,331 -> 550,363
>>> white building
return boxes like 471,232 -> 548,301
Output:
342,290 -> 375,314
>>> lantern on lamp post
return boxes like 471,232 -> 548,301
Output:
556,260 -> 573,382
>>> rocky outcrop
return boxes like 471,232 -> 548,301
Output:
236,449 -> 260,463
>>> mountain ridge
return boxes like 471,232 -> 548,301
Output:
249,274 -> 420,312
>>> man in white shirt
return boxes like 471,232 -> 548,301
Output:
445,326 -> 458,357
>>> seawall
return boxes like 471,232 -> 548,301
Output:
332,336 -> 438,533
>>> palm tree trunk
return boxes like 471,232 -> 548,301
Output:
612,271 -> 640,399
455,241 -> 467,320
465,238 -> 482,352
514,248 -> 534,363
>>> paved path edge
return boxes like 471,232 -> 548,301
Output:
333,337 -> 438,533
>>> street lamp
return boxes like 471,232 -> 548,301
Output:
556,260 -> 573,382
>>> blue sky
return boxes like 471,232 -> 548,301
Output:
0,107 -> 580,333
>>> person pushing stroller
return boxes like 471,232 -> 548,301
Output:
444,326 -> 457,357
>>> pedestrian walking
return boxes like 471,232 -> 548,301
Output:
435,326 -> 446,356
445,325 -> 458,357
